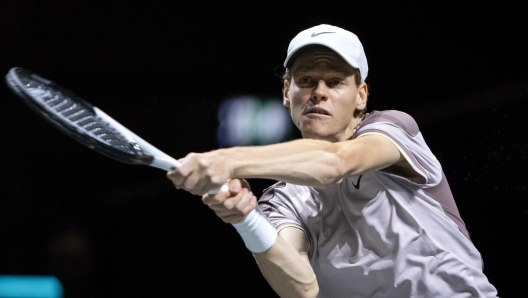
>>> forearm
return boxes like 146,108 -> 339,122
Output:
169,134 -> 399,194
232,206 -> 317,297
253,236 -> 318,298
220,139 -> 351,188
218,137 -> 398,188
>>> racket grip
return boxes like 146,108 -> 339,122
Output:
208,184 -> 229,195
159,155 -> 228,195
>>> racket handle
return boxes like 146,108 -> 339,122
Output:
150,158 -> 179,172
156,156 -> 228,195
208,184 -> 229,195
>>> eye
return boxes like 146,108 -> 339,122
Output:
327,79 -> 343,87
297,77 -> 313,86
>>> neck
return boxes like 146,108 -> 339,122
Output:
344,116 -> 362,141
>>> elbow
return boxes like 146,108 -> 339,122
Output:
287,268 -> 319,298
309,287 -> 319,298
294,275 -> 319,298
301,283 -> 319,298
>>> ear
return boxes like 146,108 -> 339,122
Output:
355,82 -> 368,111
283,79 -> 291,108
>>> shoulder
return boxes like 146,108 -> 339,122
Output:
259,182 -> 311,204
260,181 -> 287,202
356,110 -> 420,137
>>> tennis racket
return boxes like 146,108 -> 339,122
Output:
5,67 -> 224,194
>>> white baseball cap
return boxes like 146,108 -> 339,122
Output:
284,24 -> 368,82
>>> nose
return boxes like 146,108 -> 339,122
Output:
311,80 -> 329,103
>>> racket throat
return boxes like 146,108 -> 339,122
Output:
148,156 -> 179,172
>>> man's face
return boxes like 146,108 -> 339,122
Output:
283,48 -> 367,142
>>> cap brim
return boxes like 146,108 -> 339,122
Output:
284,42 -> 360,71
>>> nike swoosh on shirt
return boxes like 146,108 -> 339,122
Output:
351,175 -> 362,189
311,31 -> 336,37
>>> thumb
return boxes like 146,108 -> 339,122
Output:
228,179 -> 243,196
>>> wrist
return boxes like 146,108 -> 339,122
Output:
217,147 -> 239,179
232,205 -> 277,253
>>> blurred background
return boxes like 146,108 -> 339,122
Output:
1,1 -> 526,297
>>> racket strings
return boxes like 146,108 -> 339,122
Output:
26,84 -> 140,155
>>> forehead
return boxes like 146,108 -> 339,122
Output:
290,46 -> 355,75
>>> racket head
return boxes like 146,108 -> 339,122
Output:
5,67 -> 154,166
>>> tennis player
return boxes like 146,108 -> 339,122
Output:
168,24 -> 498,297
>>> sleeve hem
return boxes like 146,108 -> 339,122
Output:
357,131 -> 428,185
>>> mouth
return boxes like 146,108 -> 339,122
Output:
305,107 -> 331,116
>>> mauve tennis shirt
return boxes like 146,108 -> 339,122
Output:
260,110 -> 498,298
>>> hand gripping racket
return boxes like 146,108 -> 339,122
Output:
5,67 -> 225,194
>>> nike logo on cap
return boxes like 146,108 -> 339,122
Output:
311,31 -> 336,37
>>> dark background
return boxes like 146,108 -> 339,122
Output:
1,1 -> 527,297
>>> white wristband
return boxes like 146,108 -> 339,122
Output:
232,205 -> 277,253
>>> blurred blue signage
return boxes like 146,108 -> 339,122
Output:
217,95 -> 292,147
0,276 -> 63,298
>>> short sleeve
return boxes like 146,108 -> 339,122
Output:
258,182 -> 308,234
355,110 -> 443,187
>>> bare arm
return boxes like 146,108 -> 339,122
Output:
254,227 -> 318,298
169,134 -> 403,195
224,134 -> 402,187
201,180 -> 317,297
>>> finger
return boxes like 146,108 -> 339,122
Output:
195,175 -> 226,196
228,179 -> 243,195
214,189 -> 253,215
167,158 -> 192,186
181,173 -> 199,193
234,191 -> 257,214
211,208 -> 240,217
181,166 -> 214,195
202,190 -> 230,205
228,194 -> 258,224
207,187 -> 248,211
211,190 -> 256,223
222,188 -> 249,210
177,155 -> 194,176
239,179 -> 252,191
239,194 -> 258,215
166,171 -> 185,188
223,194 -> 256,222
182,166 -> 225,196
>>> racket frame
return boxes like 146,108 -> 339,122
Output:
93,108 -> 181,171
6,67 -> 224,194
5,67 -> 180,172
